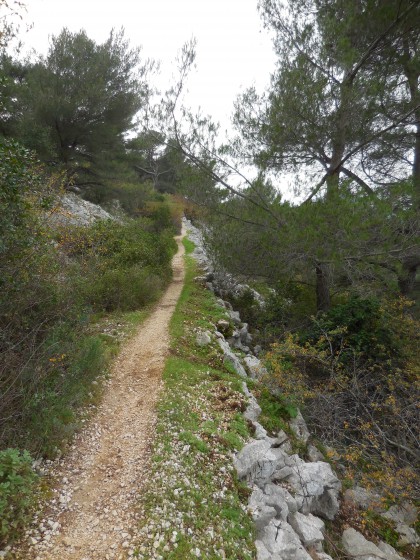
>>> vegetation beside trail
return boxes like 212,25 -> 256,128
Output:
1,0 -> 419,554
173,0 -> 420,523
0,137 -> 181,547
135,241 -> 255,560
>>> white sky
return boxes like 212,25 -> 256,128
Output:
20,0 -> 277,134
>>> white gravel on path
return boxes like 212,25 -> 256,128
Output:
13,227 -> 186,560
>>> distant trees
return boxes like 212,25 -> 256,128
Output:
1,28 -> 150,187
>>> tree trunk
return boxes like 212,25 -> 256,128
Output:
316,263 -> 331,313
399,40 -> 419,295
398,255 -> 420,296
413,118 -> 420,209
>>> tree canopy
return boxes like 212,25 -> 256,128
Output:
1,27 -> 150,187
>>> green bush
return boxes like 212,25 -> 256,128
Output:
66,218 -> 176,312
247,282 -> 317,346
0,448 -> 38,546
24,333 -> 107,457
83,266 -> 164,311
302,295 -> 398,364
83,180 -> 153,217
257,387 -> 297,434
228,288 -> 261,326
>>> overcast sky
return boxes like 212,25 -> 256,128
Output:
21,0 -> 276,134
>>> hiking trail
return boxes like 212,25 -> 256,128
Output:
16,227 -> 186,560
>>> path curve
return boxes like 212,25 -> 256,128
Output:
18,227 -> 185,560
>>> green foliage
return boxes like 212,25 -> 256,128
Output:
302,296 -> 398,363
0,449 -> 38,546
24,333 -> 108,457
0,138 -> 178,460
0,138 -> 39,256
182,237 -> 195,255
256,387 -> 297,434
84,266 -> 164,312
362,510 -> 400,549
266,295 -> 419,498
59,218 -> 176,312
251,282 -> 317,346
3,28 -> 149,187
228,288 -> 261,326
179,431 -> 210,454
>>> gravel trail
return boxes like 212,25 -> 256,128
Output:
16,228 -> 186,560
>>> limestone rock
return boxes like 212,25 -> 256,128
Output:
217,338 -> 247,377
342,527 -> 388,559
239,323 -> 252,345
395,523 -> 419,546
307,444 -> 324,462
289,410 -> 310,444
195,331 -> 211,346
377,541 -> 405,560
382,503 -> 417,526
252,504 -> 277,535
311,488 -> 340,521
255,540 -> 272,560
271,430 -> 292,453
263,483 -> 297,518
228,309 -> 242,325
253,421 -> 269,440
242,382 -> 251,397
260,519 -> 312,560
281,461 -> 341,520
344,486 -> 382,511
244,355 -> 268,380
229,330 -> 250,352
234,440 -> 282,487
288,512 -> 325,548
244,395 -> 262,422
52,193 -> 116,227
271,430 -> 289,447
249,486 -> 266,508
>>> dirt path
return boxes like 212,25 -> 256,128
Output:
18,228 -> 186,560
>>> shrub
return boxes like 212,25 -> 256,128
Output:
0,448 -> 38,546
302,295 -> 398,363
0,139 -> 179,470
83,180 -> 153,217
265,296 -> 420,499
251,282 -> 317,346
229,288 -> 261,327
23,333 -> 107,457
61,218 -> 176,312
83,266 -> 164,311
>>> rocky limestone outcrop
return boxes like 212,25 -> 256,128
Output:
342,528 -> 406,560
49,193 -> 117,227
185,217 -> 416,560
